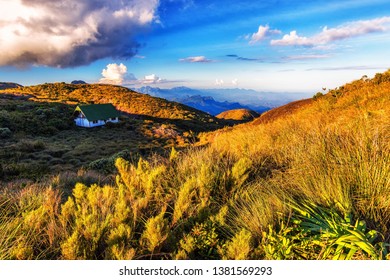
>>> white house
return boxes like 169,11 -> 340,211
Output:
74,104 -> 120,128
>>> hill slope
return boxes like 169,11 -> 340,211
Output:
0,82 -> 23,90
257,73 -> 388,126
0,83 -> 229,181
216,108 -> 260,121
252,98 -> 313,125
1,83 -> 221,125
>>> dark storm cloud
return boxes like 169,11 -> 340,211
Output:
0,0 -> 159,68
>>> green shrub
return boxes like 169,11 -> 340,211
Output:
176,220 -> 222,260
87,150 -> 132,174
219,229 -> 253,260
313,92 -> 324,100
0,127 -> 12,139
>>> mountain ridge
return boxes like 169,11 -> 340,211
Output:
134,86 -> 272,115
0,82 -> 23,90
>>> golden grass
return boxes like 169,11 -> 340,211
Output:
0,70 -> 389,259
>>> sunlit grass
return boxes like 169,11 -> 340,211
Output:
0,70 -> 389,259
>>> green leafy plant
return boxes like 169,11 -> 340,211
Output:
290,201 -> 388,260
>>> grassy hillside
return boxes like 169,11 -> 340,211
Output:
252,98 -> 313,125
216,108 -> 260,121
2,83 -> 220,124
0,82 -> 23,90
0,70 -> 389,260
0,84 -> 227,182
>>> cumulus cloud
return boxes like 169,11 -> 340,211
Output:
142,74 -> 164,84
99,63 -> 136,85
271,31 -> 311,46
99,65 -> 167,85
179,56 -> 214,63
248,25 -> 281,44
271,17 -> 390,46
0,0 -> 159,68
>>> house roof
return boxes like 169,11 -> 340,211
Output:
75,104 -> 121,121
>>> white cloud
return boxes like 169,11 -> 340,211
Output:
179,56 -> 214,63
271,16 -> 390,46
143,74 -> 163,84
215,79 -> 224,86
306,65 -> 387,71
271,31 -> 312,46
0,0 -> 159,67
248,25 -> 281,44
285,54 -> 331,60
99,66 -> 166,86
99,63 -> 136,85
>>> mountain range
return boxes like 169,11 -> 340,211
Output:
133,86 -> 294,116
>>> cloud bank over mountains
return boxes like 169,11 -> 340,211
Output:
99,63 -> 165,86
0,0 -> 159,68
99,63 -> 136,85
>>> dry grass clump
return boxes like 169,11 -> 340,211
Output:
0,185 -> 63,259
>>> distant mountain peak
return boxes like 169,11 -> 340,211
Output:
71,80 -> 87,85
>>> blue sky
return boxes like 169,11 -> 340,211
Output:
0,0 -> 389,96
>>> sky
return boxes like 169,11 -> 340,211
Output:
0,0 -> 390,96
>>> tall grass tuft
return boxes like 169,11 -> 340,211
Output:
0,186 -> 63,259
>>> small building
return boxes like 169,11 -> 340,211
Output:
74,104 -> 120,128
